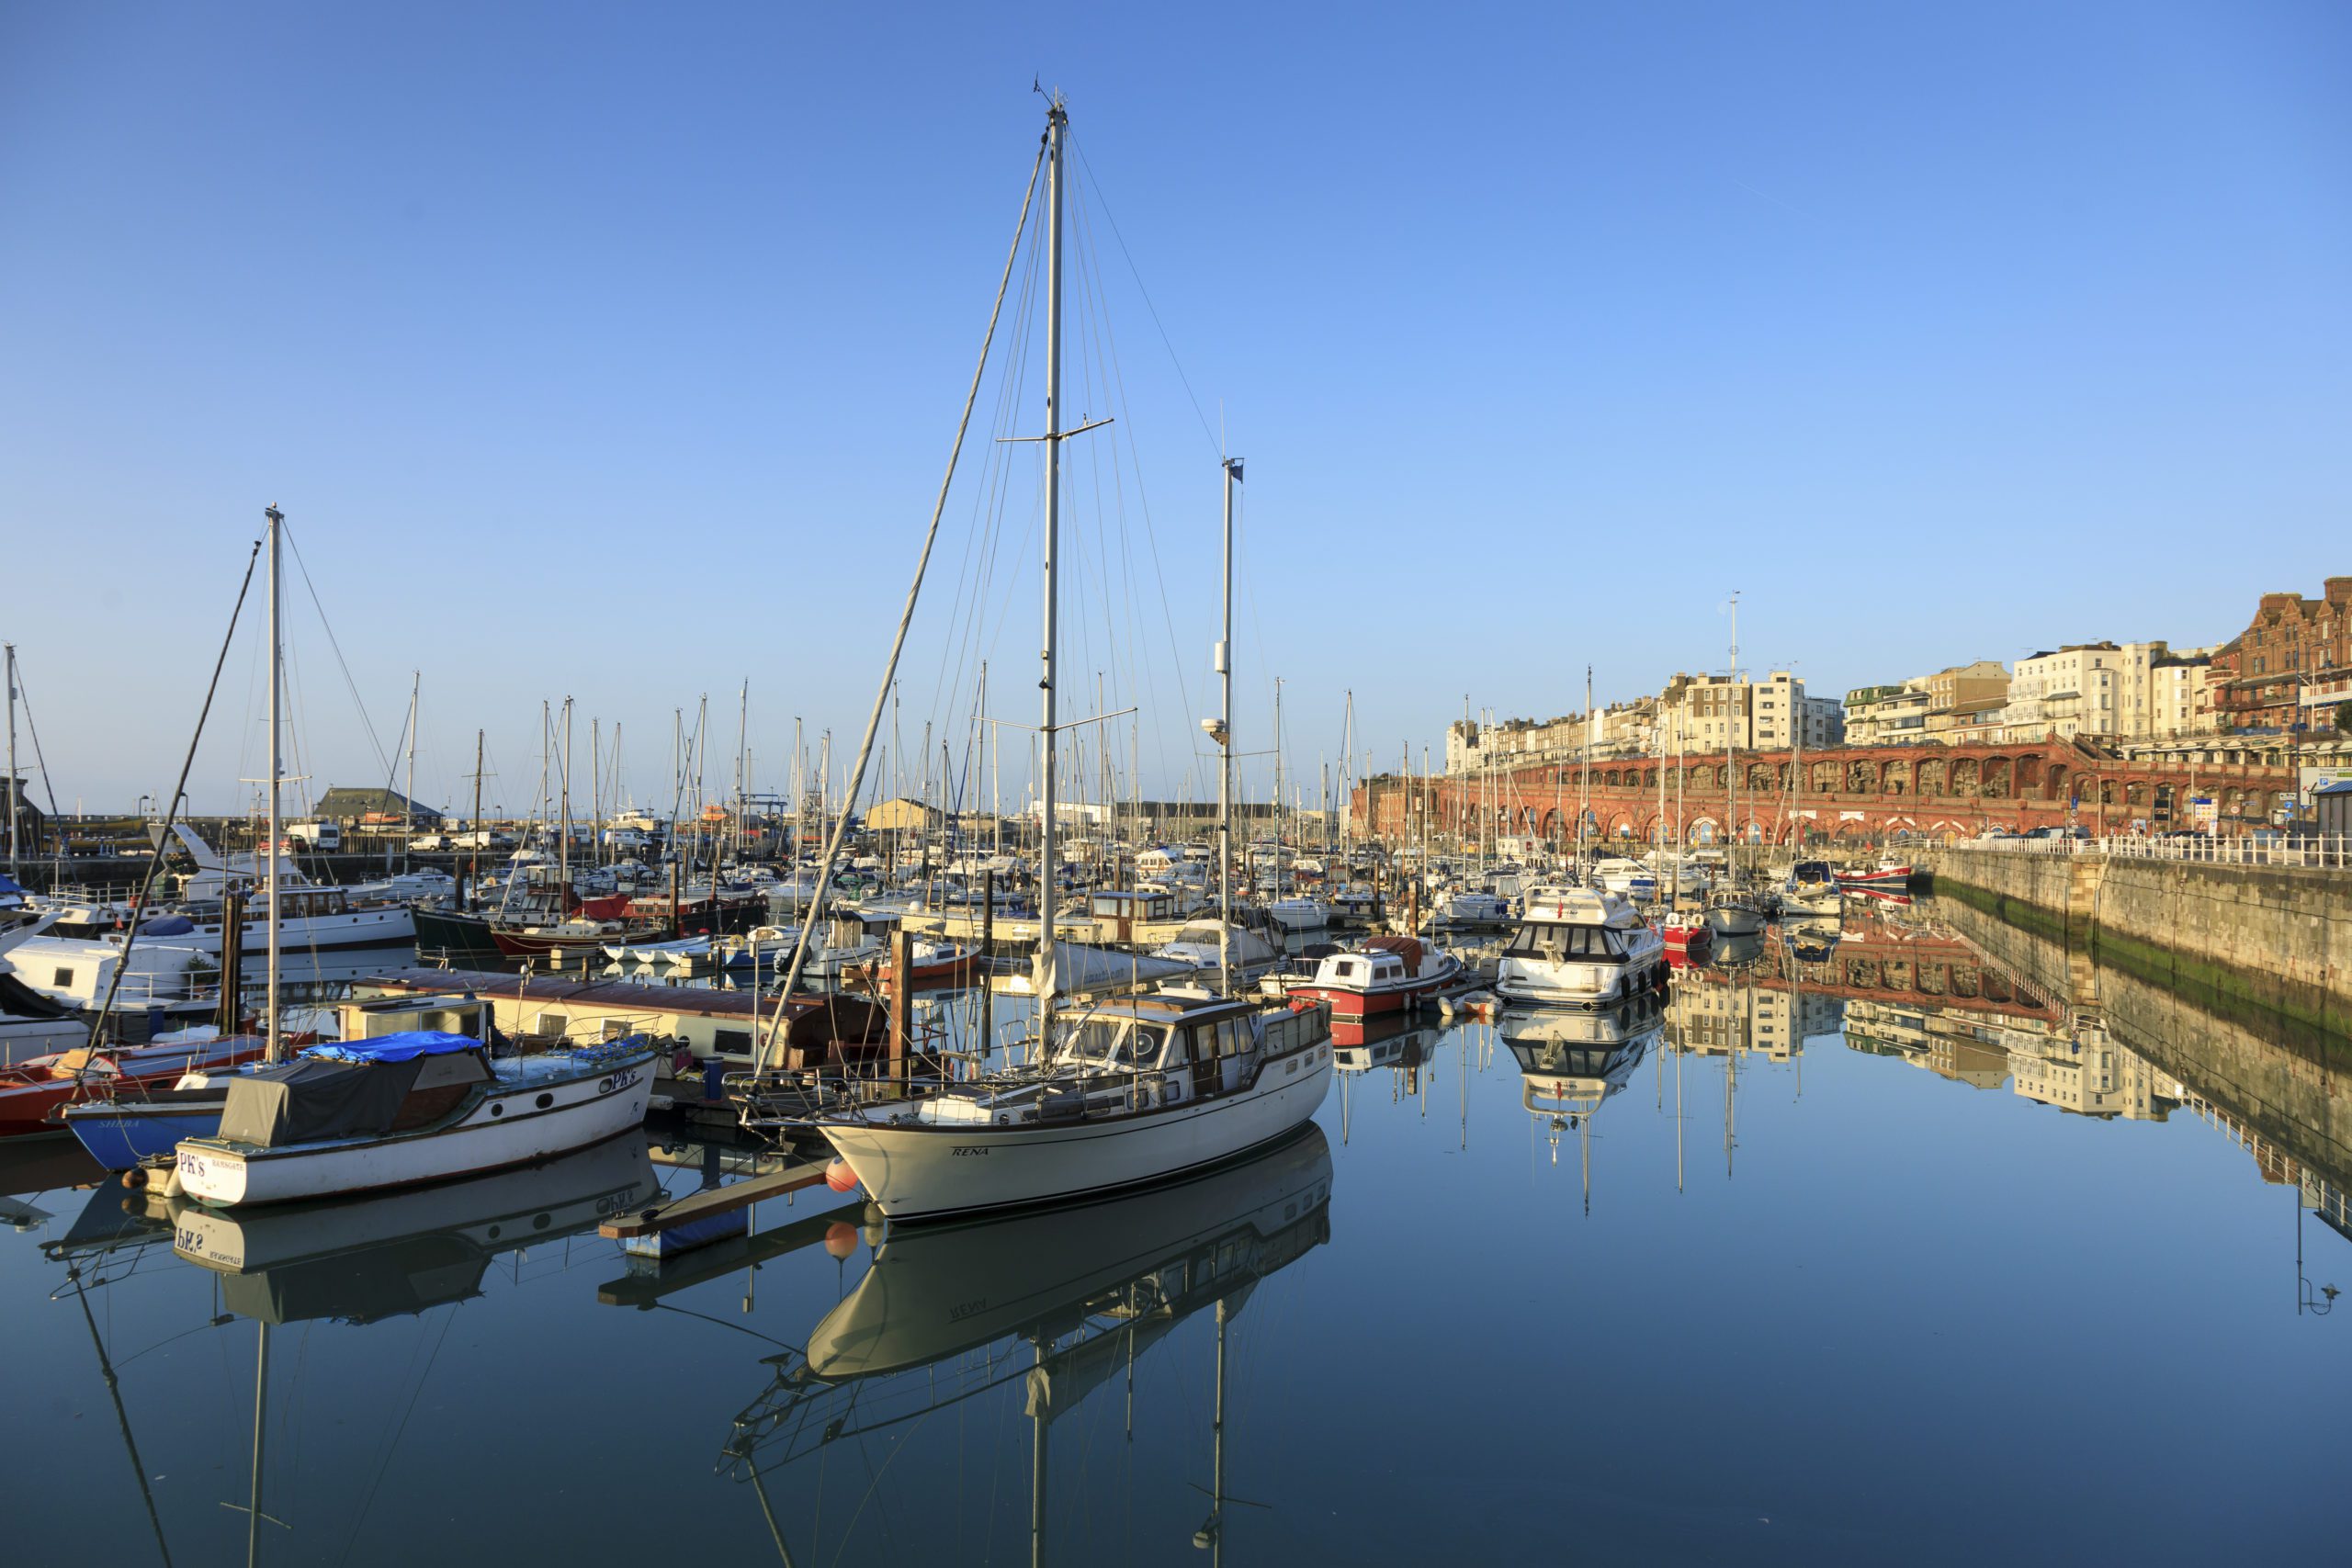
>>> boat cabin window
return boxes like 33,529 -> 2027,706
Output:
1190,1016 -> 1250,1064
1060,1018 -> 1166,1070
1507,923 -> 1622,960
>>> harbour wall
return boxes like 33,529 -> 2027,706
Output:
1923,847 -> 2352,1042
1928,888 -> 2352,1193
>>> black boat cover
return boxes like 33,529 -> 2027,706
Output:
218,1056 -> 424,1148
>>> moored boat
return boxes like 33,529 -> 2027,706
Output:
1494,885 -> 1668,1009
1,1034 -> 271,1140
172,1022 -> 654,1207
1284,935 -> 1464,1020
810,987 -> 1332,1223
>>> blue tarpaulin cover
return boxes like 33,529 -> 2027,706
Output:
305,1031 -> 482,1064
142,915 -> 196,935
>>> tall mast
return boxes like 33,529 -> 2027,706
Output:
559,697 -> 572,895
469,728 -> 484,915
264,505 -> 284,1064
1217,456 -> 1240,993
983,662 -> 999,858
1658,715 -> 1670,915
5,642 -> 17,882
1272,677 -> 1284,896
1034,93 -> 1068,1030
1581,668 -> 1592,863
735,679 -> 750,863
791,715 -> 804,863
695,694 -> 710,872
402,671 -> 418,872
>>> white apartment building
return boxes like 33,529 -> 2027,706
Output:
1658,670 -> 1825,752
2001,641 -> 2166,740
2151,649 -> 2216,739
1449,677 -> 1842,777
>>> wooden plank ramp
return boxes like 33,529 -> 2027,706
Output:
599,1156 -> 833,1259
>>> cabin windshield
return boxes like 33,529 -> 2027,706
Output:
1056,1017 -> 1168,1070
1507,923 -> 1621,960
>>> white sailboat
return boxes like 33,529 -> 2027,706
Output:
808,101 -> 1330,1221
171,509 -> 654,1209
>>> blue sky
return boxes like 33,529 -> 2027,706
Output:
4,2 -> 2346,817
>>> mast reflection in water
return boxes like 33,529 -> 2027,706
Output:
723,1124 -> 1334,1565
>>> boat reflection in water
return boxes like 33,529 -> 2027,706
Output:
1332,1016 -> 1441,1143
1499,993 -> 1664,1201
171,1133 -> 659,1321
724,1123 -> 1334,1562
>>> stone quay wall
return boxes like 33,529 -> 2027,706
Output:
1924,847 -> 2352,1038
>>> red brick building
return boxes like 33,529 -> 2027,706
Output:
1355,734 -> 2295,844
2213,576 -> 2352,729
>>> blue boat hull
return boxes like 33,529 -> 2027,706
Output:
67,1108 -> 225,1171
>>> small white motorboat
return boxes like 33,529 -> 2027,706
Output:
172,1018 -> 654,1208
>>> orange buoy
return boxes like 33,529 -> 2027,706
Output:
825,1156 -> 859,1193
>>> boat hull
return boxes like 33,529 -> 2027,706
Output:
174,1049 -> 655,1207
66,1101 -> 226,1168
1288,965 -> 1460,1021
1494,953 -> 1663,1008
820,1051 -> 1333,1223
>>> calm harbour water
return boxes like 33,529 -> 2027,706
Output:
4,899 -> 2346,1566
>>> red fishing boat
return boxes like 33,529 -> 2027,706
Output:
844,937 -> 982,991
1285,935 -> 1464,1021
0,1034 -> 275,1139
1659,918 -> 1713,965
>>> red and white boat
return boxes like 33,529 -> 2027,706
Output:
845,936 -> 982,990
0,1033 -> 275,1140
1658,917 -> 1712,965
1835,860 -> 1915,890
1285,935 -> 1464,1021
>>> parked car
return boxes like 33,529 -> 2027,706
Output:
453,829 -> 515,850
409,832 -> 454,852
285,821 -> 342,851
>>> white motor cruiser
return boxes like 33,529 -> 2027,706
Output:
1266,893 -> 1331,932
1153,919 -> 1281,977
1494,885 -> 1667,1008
810,987 -> 1332,1223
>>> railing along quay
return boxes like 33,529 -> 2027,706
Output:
1943,833 -> 2352,870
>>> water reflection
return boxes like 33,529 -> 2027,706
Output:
1,903 -> 2346,1563
168,1134 -> 659,1321
724,1124 -> 1333,1564
1498,993 -> 1661,1199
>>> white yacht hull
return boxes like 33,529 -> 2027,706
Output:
820,1052 -> 1334,1222
174,1053 -> 654,1207
1267,899 -> 1330,932
191,908 -> 419,956
1494,953 -> 1664,1008
1704,907 -> 1768,938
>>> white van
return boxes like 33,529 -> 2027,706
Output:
286,821 -> 342,852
